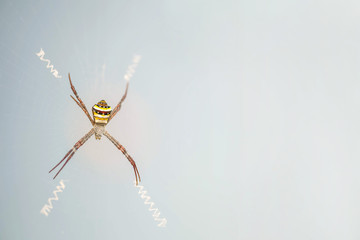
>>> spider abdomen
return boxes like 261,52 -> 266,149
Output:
92,100 -> 112,124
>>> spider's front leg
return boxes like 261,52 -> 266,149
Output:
103,130 -> 141,185
49,128 -> 95,179
68,73 -> 95,125
107,81 -> 129,123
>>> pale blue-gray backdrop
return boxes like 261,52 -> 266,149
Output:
1,0 -> 360,239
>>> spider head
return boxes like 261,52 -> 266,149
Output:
92,100 -> 112,125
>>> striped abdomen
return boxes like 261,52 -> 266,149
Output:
92,100 -> 112,124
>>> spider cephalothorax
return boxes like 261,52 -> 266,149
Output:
49,73 -> 141,185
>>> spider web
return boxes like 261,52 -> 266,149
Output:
0,0 -> 159,180
0,2 -> 165,239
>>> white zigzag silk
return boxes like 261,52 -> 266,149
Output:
40,180 -> 66,216
36,48 -> 62,78
134,182 -> 167,227
124,55 -> 141,82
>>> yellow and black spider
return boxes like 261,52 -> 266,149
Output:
49,73 -> 141,185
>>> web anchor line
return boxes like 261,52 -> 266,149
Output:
36,48 -> 62,78
134,181 -> 167,227
40,179 -> 67,216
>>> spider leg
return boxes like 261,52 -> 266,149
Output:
103,130 -> 141,185
49,128 -> 95,179
48,148 -> 72,173
107,81 -> 129,123
68,73 -> 94,125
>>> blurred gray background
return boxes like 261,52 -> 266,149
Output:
1,0 -> 360,239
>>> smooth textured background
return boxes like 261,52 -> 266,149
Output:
1,0 -> 360,239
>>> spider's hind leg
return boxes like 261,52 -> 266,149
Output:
49,148 -> 73,174
49,129 -> 95,179
103,130 -> 141,185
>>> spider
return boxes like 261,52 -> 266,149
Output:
49,73 -> 141,185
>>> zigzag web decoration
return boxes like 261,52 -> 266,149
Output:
134,181 -> 167,227
40,179 -> 67,216
36,48 -> 62,78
